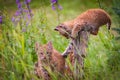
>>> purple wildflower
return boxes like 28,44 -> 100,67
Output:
0,16 -> 2,24
12,0 -> 33,28
17,3 -> 22,9
15,10 -> 21,16
52,5 -> 56,10
27,14 -> 31,19
16,0 -> 22,9
25,0 -> 33,19
11,17 -> 15,22
25,0 -> 31,4
50,0 -> 62,10
16,0 -> 20,4
51,0 -> 57,4
58,4 -> 62,10
15,0 -> 23,17
23,9 -> 29,13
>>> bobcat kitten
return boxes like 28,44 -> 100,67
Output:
55,8 -> 111,39
34,41 -> 65,79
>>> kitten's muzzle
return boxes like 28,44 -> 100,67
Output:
54,27 -> 59,31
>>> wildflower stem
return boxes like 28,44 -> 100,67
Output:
26,3 -> 32,17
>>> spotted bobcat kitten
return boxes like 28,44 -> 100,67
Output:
55,8 -> 111,39
34,41 -> 65,79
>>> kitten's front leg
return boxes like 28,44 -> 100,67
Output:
71,24 -> 82,39
62,42 -> 73,58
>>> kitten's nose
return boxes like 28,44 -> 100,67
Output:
54,27 -> 59,31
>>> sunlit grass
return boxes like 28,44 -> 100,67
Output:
0,0 -> 120,80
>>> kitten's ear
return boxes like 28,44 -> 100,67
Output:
47,41 -> 53,50
35,42 -> 40,52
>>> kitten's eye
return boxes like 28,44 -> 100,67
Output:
59,26 -> 62,28
40,52 -> 43,55
46,52 -> 49,54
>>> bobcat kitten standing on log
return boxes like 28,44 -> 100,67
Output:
54,8 -> 111,58
55,8 -> 111,39
34,41 -> 65,80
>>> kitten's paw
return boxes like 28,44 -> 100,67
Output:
62,54 -> 68,58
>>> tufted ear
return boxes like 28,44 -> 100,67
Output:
47,41 -> 53,51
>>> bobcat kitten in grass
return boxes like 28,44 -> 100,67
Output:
34,41 -> 65,79
55,8 -> 111,39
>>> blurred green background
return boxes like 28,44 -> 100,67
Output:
0,0 -> 120,80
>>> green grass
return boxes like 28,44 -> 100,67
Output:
0,0 -> 120,80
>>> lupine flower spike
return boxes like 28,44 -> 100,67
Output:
12,0 -> 33,28
51,0 -> 62,10
24,0 -> 33,17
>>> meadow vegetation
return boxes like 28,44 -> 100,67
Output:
0,0 -> 120,80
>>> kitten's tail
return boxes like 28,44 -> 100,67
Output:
107,15 -> 111,30
107,21 -> 111,30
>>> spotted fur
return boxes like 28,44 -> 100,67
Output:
34,41 -> 65,79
